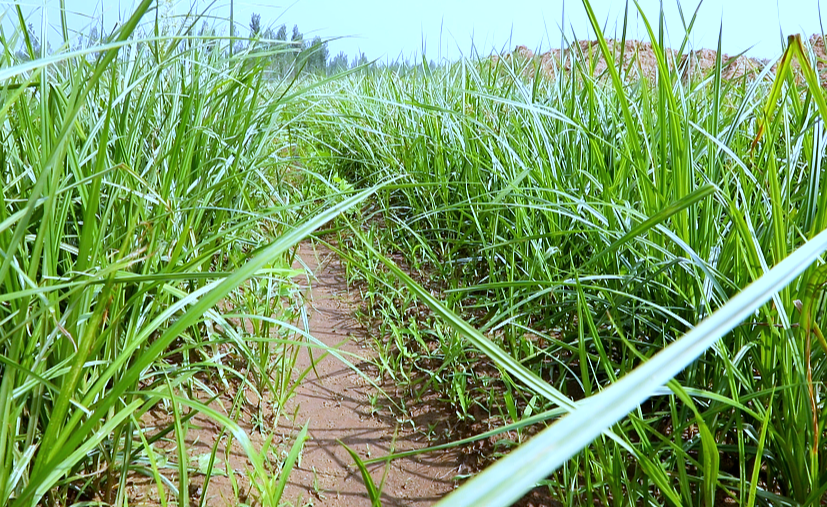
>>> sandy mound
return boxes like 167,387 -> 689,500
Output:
492,35 -> 827,85
772,34 -> 827,84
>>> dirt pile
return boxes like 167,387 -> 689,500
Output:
809,34 -> 827,70
492,35 -> 827,84
558,39 -> 683,80
781,33 -> 827,82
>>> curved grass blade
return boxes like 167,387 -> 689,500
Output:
747,392 -> 774,507
339,441 -> 382,507
582,184 -> 715,270
432,226 -> 827,507
273,423 -> 309,502
753,34 -> 827,148
14,183 -> 385,506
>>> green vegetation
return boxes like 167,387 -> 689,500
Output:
295,7 -> 827,507
0,3 -> 375,505
5,0 -> 827,505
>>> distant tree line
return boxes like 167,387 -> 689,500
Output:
244,13 -> 442,79
246,13 -> 369,77
16,21 -> 111,61
14,23 -> 49,60
14,11 -> 439,77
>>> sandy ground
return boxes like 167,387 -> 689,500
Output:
128,241 -> 459,507
278,242 -> 459,506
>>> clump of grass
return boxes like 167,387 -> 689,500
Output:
0,3 -> 374,506
297,3 -> 827,504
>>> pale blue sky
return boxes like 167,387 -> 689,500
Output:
10,0 -> 827,61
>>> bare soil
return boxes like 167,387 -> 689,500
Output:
127,242 -> 459,506
279,242 -> 459,506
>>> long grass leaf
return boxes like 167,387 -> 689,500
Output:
433,226 -> 827,507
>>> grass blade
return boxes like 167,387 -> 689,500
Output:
272,423 -> 309,502
432,227 -> 827,506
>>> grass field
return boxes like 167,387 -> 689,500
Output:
297,11 -> 827,506
0,2 -> 376,505
5,1 -> 827,506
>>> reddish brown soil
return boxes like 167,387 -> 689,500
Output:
127,242 -> 459,506
278,242 -> 459,506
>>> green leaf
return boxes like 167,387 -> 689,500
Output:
340,441 -> 382,507
272,423 -> 309,502
432,225 -> 827,507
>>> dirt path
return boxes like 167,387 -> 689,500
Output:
280,241 -> 459,506
127,241 -> 458,507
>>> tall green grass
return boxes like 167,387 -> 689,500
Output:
297,4 -> 827,504
8,1 -> 827,505
0,4 -> 373,505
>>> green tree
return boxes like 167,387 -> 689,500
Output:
319,41 -> 329,71
88,26 -> 99,48
290,24 -> 303,48
273,24 -> 288,76
329,51 -> 348,74
307,36 -> 327,73
260,26 -> 277,77
290,25 -> 304,73
16,23 -> 42,60
351,51 -> 367,69
198,20 -> 217,52
250,13 -> 261,37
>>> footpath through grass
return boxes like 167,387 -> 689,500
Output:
7,0 -> 827,505
295,8 -> 827,505
0,4 -> 377,506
